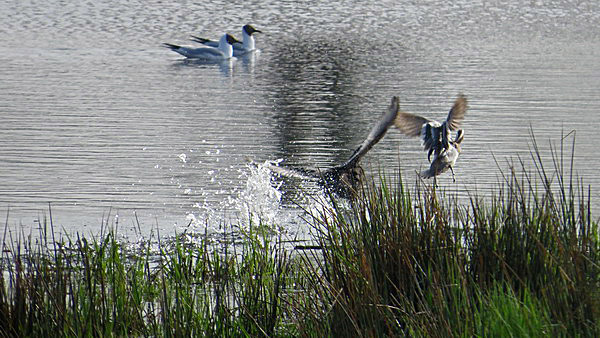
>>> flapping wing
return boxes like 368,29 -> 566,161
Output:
445,94 -> 467,131
339,96 -> 400,169
394,110 -> 433,137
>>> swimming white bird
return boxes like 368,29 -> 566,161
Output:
393,94 -> 468,182
163,33 -> 240,60
190,24 -> 261,57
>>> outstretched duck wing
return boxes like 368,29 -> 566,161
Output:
445,94 -> 467,131
340,96 -> 400,169
394,110 -> 433,138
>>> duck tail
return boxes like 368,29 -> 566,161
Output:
419,168 -> 434,179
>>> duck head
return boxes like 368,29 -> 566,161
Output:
453,129 -> 464,152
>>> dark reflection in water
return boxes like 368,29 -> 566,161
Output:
264,36 -> 373,167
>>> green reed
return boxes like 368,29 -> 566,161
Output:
0,220 -> 293,337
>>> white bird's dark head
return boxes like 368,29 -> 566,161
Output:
225,33 -> 241,45
243,24 -> 262,35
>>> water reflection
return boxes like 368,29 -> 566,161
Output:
264,37 -> 367,167
239,51 -> 259,73
168,58 -> 235,77
167,51 -> 260,77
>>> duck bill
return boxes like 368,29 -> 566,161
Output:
454,129 -> 464,144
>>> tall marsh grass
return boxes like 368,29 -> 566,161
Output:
296,132 -> 599,336
0,221 -> 292,337
1,134 -> 598,336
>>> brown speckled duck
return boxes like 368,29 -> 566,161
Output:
393,94 -> 467,183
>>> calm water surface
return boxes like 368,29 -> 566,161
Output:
1,0 -> 599,239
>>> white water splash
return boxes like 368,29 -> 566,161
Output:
236,160 -> 284,227
183,160 -> 296,236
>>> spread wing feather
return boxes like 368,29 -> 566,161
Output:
339,96 -> 400,169
445,94 -> 467,131
393,111 -> 433,137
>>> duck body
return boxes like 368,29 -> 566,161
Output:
420,130 -> 464,181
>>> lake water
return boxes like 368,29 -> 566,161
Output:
1,0 -> 599,240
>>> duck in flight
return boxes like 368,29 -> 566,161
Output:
163,33 -> 240,60
393,94 -> 467,183
190,24 -> 261,57
264,96 -> 400,197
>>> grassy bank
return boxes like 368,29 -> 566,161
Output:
1,136 -> 599,337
